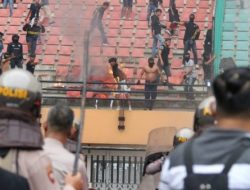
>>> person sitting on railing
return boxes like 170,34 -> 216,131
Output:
108,57 -> 132,110
138,57 -> 161,110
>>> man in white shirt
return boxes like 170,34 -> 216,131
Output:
183,52 -> 196,99
43,104 -> 88,190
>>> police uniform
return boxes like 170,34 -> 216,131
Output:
7,42 -> 23,69
43,138 -> 88,190
138,127 -> 176,190
0,69 -> 78,190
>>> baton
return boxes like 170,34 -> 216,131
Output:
73,29 -> 90,175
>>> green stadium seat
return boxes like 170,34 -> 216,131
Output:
224,14 -> 236,23
222,32 -> 235,41
223,23 -> 235,31
222,41 -> 235,50
225,1 -> 238,9
236,32 -> 249,41
236,23 -> 249,31
236,61 -> 249,67
225,9 -> 237,15
236,41 -> 249,51
236,51 -> 249,61
221,50 -> 235,58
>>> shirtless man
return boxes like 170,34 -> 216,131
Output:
138,57 -> 161,110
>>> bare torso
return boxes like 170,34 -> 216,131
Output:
143,65 -> 160,82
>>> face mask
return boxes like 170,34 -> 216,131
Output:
13,38 -> 18,43
149,61 -> 154,68
185,57 -> 190,61
112,63 -> 118,70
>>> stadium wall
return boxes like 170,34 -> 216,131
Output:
41,108 -> 194,145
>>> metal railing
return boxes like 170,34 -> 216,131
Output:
40,80 -> 211,109
82,147 -> 145,190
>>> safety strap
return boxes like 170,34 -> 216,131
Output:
185,139 -> 249,175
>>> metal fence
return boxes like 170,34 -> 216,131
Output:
83,148 -> 145,190
40,80 -> 210,109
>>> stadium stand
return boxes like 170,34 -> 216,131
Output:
221,0 -> 250,67
0,0 -> 214,79
0,0 -> 214,108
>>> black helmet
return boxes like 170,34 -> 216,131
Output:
0,69 -> 42,119
193,96 -> 216,132
12,34 -> 19,43
173,128 -> 194,147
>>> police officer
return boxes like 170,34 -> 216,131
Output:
145,128 -> 194,175
159,68 -> 250,190
7,34 -> 23,69
173,128 -> 194,147
0,69 -> 83,190
193,96 -> 216,133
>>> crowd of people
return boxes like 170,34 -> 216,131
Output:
0,69 -> 87,190
0,1 -> 249,190
0,0 -> 53,75
1,64 -> 250,190
88,0 -> 214,110
0,0 -> 214,111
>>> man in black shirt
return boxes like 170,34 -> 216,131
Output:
90,2 -> 109,45
7,34 -> 23,69
26,54 -> 37,74
151,9 -> 166,57
23,18 -> 45,55
182,13 -> 200,65
204,28 -> 212,57
158,38 -> 171,82
202,53 -> 215,84
25,0 -> 41,22
147,0 -> 163,25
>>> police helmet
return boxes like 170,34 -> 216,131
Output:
12,34 -> 19,43
173,128 -> 194,147
0,69 -> 42,118
193,96 -> 216,132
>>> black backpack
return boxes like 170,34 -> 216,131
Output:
184,140 -> 248,190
